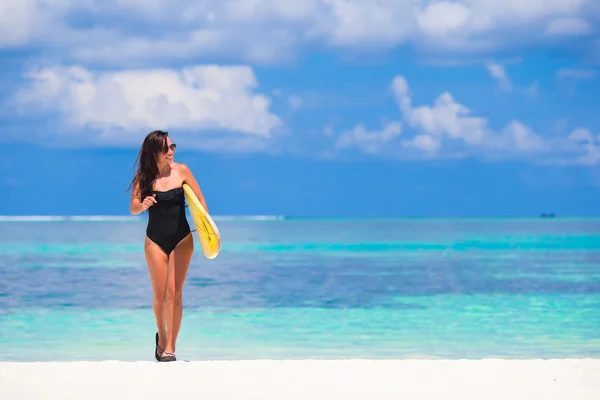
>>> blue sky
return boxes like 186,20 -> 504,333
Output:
1,0 -> 599,217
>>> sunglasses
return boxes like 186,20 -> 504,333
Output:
162,143 -> 177,153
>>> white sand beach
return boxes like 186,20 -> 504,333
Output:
1,359 -> 599,400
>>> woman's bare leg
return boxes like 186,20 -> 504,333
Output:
164,233 -> 194,354
144,237 -> 169,356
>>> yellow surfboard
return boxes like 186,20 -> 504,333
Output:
182,183 -> 221,259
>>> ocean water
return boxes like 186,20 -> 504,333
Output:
1,217 -> 599,361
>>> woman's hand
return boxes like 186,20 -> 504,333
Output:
141,194 -> 157,210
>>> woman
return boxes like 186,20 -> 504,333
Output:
128,130 -> 209,362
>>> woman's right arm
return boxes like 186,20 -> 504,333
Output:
129,179 -> 156,215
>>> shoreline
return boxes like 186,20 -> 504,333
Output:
2,359 -> 599,400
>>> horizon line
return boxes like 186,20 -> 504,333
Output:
0,215 -> 598,222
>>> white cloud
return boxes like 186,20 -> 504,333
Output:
335,121 -> 402,155
0,0 -> 67,47
568,128 -> 600,165
556,68 -> 597,79
331,75 -> 598,165
392,76 -> 592,159
544,17 -> 594,36
3,1 -> 599,163
331,75 -> 493,158
499,121 -> 546,152
483,63 -> 541,97
485,63 -> 542,96
392,76 -> 489,146
402,134 -> 441,153
486,63 -> 513,91
569,127 -> 595,142
416,1 -> 473,37
1,0 -> 598,64
13,64 -> 282,149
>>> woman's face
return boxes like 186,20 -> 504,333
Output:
156,136 -> 176,164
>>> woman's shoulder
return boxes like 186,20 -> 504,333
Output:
172,162 -> 192,175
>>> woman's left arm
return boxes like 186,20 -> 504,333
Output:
179,164 -> 209,213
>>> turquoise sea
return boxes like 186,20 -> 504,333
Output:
1,217 -> 599,361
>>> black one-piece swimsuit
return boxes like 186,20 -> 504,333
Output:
146,187 -> 191,255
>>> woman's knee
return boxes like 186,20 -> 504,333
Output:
166,285 -> 183,301
153,290 -> 167,304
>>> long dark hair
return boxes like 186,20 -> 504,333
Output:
128,130 -> 170,200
